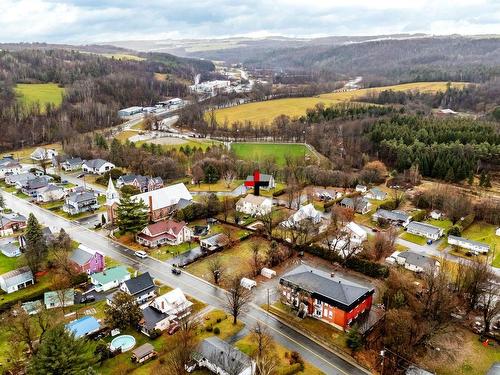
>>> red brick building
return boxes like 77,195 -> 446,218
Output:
279,265 -> 374,330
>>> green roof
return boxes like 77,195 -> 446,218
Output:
91,266 -> 129,285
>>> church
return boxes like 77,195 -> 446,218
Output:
106,178 -> 193,225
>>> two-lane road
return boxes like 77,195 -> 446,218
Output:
2,192 -> 369,375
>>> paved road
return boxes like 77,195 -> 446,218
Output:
3,192 -> 368,375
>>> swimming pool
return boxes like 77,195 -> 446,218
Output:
110,335 -> 136,352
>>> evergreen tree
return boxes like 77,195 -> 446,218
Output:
116,196 -> 149,234
109,138 -> 123,165
206,193 -> 221,217
346,325 -> 364,352
445,167 -> 455,182
24,214 -> 48,274
28,325 -> 95,375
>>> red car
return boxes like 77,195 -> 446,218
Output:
168,323 -> 180,335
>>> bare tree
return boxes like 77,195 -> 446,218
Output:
208,257 -> 225,285
224,276 -> 253,325
249,242 -> 262,277
221,196 -> 235,222
250,322 -> 280,375
51,273 -> 72,314
222,170 -> 236,188
479,276 -> 500,333
162,316 -> 199,375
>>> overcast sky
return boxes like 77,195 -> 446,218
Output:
0,0 -> 499,43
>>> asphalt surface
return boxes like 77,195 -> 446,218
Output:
3,191 -> 369,375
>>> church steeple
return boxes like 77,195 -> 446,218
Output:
105,176 -> 119,206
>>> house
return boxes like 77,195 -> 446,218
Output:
343,221 -> 368,245
430,210 -> 443,220
365,187 -> 387,201
191,336 -> 255,375
30,147 -> 58,161
21,300 -> 43,315
118,272 -> 156,305
282,203 -> 322,228
69,245 -> 105,274
81,159 -> 115,175
63,191 -> 99,215
116,174 -> 164,193
131,343 -> 156,364
339,197 -> 372,214
36,184 -> 65,203
130,183 -> 193,222
497,228 -> 500,237
244,173 -> 275,190
0,266 -> 34,294
406,221 -> 443,241
0,213 -> 27,236
236,194 -> 272,216
90,266 -> 130,292
5,172 -> 35,186
372,209 -> 412,227
448,235 -> 490,254
355,184 -> 367,193
279,265 -> 374,330
136,220 -> 192,248
66,316 -> 101,339
61,157 -> 83,171
486,363 -> 500,375
140,288 -> 193,336
0,157 -> 22,179
200,233 -> 230,252
0,242 -> 21,257
44,289 -> 75,309
395,251 -> 438,273
21,177 -> 49,197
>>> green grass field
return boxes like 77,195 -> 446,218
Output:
400,232 -> 428,245
212,81 -> 467,125
231,142 -> 311,166
14,83 -> 65,111
462,222 -> 500,267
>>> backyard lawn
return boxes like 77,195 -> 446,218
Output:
231,142 -> 312,166
400,232 -> 427,245
188,179 -> 244,192
462,222 -> 500,267
0,274 -> 52,311
425,218 -> 454,230
0,252 -> 24,274
236,334 -> 324,375
186,237 -> 270,283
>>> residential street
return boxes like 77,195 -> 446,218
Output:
2,191 -> 369,375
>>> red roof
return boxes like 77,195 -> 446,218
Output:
143,220 -> 186,237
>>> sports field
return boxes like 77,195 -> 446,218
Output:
231,142 -> 311,166
212,81 -> 467,125
14,83 -> 65,110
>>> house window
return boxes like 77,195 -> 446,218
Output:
328,311 -> 333,318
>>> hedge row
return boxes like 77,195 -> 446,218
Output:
448,213 -> 475,236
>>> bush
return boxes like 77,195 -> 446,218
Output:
70,272 -> 88,286
278,363 -> 302,375
345,257 -> 389,279
216,318 -> 222,323
459,213 -> 475,231
213,327 -> 220,335
47,173 -> 61,183
447,225 -> 461,236
149,329 -> 162,339
411,210 -> 426,222
379,200 -> 396,210
205,325 -> 213,332
272,188 -> 286,197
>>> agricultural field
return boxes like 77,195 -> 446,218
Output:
14,83 -> 65,110
231,142 -> 312,166
99,53 -> 145,61
212,81 -> 466,125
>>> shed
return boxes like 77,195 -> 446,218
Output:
261,268 -> 276,279
131,343 -> 156,364
240,277 -> 257,290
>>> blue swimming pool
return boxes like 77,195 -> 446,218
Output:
110,335 -> 136,352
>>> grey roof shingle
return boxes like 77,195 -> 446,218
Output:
0,266 -> 34,288
448,235 -> 490,251
196,337 -> 252,373
374,209 -> 411,222
407,221 -> 441,236
141,306 -> 169,330
83,159 -> 109,169
398,251 -> 436,269
70,247 -> 94,266
67,191 -> 96,203
124,272 -> 155,296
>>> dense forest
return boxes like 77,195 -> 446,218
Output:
191,36 -> 500,84
0,47 -> 214,151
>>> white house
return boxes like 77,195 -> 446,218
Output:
355,184 -> 367,193
496,228 -> 500,237
396,251 -> 439,273
236,194 -> 272,216
448,235 -> 490,254
0,157 -> 22,179
406,221 -> 443,241
136,220 -> 192,248
30,147 -> 58,161
191,337 -> 255,375
372,209 -> 412,227
90,266 -> 130,292
61,157 -> 83,171
82,159 -> 115,175
119,272 -> 156,305
343,221 -> 368,245
339,197 -> 372,214
0,242 -> 21,257
365,187 -> 388,201
430,210 -> 443,220
36,184 -> 66,203
0,267 -> 34,294
282,203 -> 322,228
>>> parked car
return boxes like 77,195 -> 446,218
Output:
171,267 -> 181,276
76,173 -> 85,178
61,179 -> 68,184
167,323 -> 180,335
135,250 -> 148,259
81,294 -> 95,303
